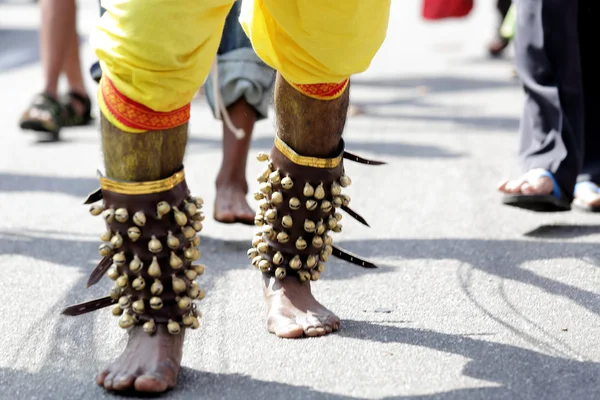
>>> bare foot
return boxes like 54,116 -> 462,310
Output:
97,325 -> 184,393
214,182 -> 255,224
574,182 -> 600,209
264,275 -> 340,338
497,168 -> 554,196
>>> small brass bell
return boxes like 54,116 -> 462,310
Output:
99,243 -> 113,257
129,254 -> 143,273
258,199 -> 270,212
172,276 -> 187,293
149,296 -> 163,310
306,254 -> 318,269
257,173 -> 267,183
303,183 -> 315,197
261,166 -> 272,180
254,214 -> 264,227
170,252 -> 183,269
198,288 -> 206,300
168,320 -> 181,335
182,226 -> 196,240
192,247 -> 201,261
192,212 -> 205,222
132,299 -> 145,314
276,231 -> 290,243
102,208 -> 115,223
192,220 -> 203,232
193,264 -> 205,275
167,231 -> 180,249
156,201 -> 171,219
324,235 -> 333,245
151,279 -> 164,295
315,220 -> 325,235
252,255 -> 262,267
262,225 -> 274,239
107,266 -> 119,280
184,201 -> 197,216
185,269 -> 197,281
192,317 -> 200,329
256,152 -> 269,162
271,191 -> 283,205
310,270 -> 321,281
324,244 -> 333,255
259,182 -> 272,194
184,246 -> 199,261
333,197 -> 343,208
298,270 -> 311,282
282,215 -> 293,228
182,314 -> 195,327
281,176 -> 294,190
148,257 -> 161,278
252,235 -> 262,247
254,192 -> 265,201
327,216 -> 337,229
178,296 -> 191,310
119,313 -> 135,329
187,281 -> 200,298
193,197 -> 204,208
289,197 -> 301,210
295,237 -> 307,250
269,170 -> 281,185
116,274 -> 129,288
320,251 -> 330,262
304,219 -> 316,233
191,236 -> 200,247
100,229 -> 112,243
320,200 -> 332,213
115,208 -> 129,223
110,232 -> 123,249
331,181 -> 342,196
113,251 -> 126,266
246,248 -> 258,260
258,259 -> 271,272
334,212 -> 343,221
332,224 -> 342,233
257,242 -> 269,254
289,255 -> 302,270
112,305 -> 123,316
265,209 -> 277,221
312,235 -> 324,248
340,174 -> 352,187
317,262 -> 326,273
133,211 -> 146,227
273,251 -> 284,265
143,319 -> 156,334
89,204 -> 104,216
148,235 -> 163,253
132,276 -> 146,291
275,267 -> 287,280
314,183 -> 325,200
118,295 -> 131,309
342,194 -> 351,206
173,206 -> 188,226
306,199 -> 317,211
127,226 -> 141,242
110,286 -> 122,300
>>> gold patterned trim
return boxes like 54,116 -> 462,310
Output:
99,169 -> 185,195
274,136 -> 342,169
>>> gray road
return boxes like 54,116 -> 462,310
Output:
1,2 -> 600,399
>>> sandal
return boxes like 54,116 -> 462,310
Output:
19,92 -> 63,134
573,182 -> 600,212
502,169 -> 571,212
61,91 -> 93,127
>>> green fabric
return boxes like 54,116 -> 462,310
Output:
500,4 -> 516,40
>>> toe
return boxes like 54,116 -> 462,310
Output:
497,180 -> 509,192
103,372 -> 116,390
96,370 -> 109,387
112,374 -> 136,391
504,179 -> 526,194
134,374 -> 169,393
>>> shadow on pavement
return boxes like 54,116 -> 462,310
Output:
523,224 -> 600,239
340,320 -> 599,400
0,173 -> 98,197
0,28 -> 39,72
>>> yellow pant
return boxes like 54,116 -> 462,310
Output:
95,0 -> 390,132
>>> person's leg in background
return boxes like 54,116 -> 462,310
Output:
20,0 -> 92,136
498,0 -> 583,212
205,0 -> 275,224
241,0 -> 390,337
488,0 -> 512,57
62,0 -> 234,392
